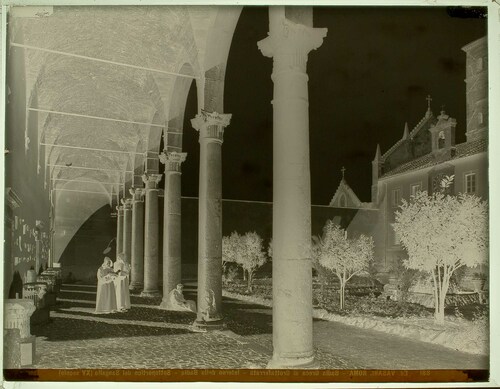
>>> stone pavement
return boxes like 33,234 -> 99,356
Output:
31,282 -> 351,369
30,282 -> 487,370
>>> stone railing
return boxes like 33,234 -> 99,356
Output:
42,268 -> 62,292
36,274 -> 56,293
22,282 -> 49,309
4,299 -> 36,338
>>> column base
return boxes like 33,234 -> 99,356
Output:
267,353 -> 319,369
129,282 -> 143,292
192,318 -> 226,331
140,290 -> 160,298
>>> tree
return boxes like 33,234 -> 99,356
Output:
318,221 -> 374,310
393,186 -> 488,324
222,232 -> 239,275
222,231 -> 267,293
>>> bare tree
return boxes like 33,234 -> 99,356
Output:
318,221 -> 374,310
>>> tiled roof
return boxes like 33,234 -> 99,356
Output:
381,138 -> 487,178
381,111 -> 435,161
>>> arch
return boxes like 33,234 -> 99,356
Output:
339,193 -> 347,208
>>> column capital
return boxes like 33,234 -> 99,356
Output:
142,173 -> 162,189
159,151 -> 187,173
129,187 -> 146,202
191,109 -> 232,143
121,197 -> 133,209
258,18 -> 327,73
116,204 -> 124,213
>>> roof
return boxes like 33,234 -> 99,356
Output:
381,111 -> 435,161
380,138 -> 487,178
329,178 -> 373,209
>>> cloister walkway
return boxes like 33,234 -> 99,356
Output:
31,283 -> 488,370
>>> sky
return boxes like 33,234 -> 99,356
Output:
180,6 -> 487,206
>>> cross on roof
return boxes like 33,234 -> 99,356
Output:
341,166 -> 346,180
426,95 -> 432,111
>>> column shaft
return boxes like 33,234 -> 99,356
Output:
122,199 -> 133,262
141,174 -> 162,297
191,111 -> 231,328
198,139 -> 222,319
159,152 -> 186,309
130,189 -> 145,291
116,206 -> 124,255
258,7 -> 327,368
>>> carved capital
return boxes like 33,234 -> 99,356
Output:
258,18 -> 327,73
191,110 -> 232,143
116,205 -> 124,214
160,151 -> 187,173
129,187 -> 146,202
121,198 -> 133,210
4,299 -> 36,338
142,173 -> 162,189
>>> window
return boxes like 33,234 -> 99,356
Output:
410,183 -> 421,197
465,173 -> 477,194
438,131 -> 445,149
339,194 -> 347,207
478,112 -> 484,125
392,188 -> 401,207
391,224 -> 401,246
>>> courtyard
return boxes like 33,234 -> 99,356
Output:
29,281 -> 487,370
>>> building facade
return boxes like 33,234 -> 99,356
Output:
369,36 -> 488,286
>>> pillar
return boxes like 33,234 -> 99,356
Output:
140,173 -> 162,297
34,230 -> 41,273
121,198 -> 133,264
258,6 -> 327,368
129,187 -> 145,292
159,151 -> 187,309
191,110 -> 231,329
116,204 -> 124,255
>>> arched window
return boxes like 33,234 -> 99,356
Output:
339,194 -> 347,207
438,131 -> 445,149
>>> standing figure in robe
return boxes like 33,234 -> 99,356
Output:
95,257 -> 118,314
113,253 -> 131,312
168,284 -> 196,312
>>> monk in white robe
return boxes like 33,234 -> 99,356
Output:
95,257 -> 117,314
113,253 -> 131,312
168,284 -> 196,312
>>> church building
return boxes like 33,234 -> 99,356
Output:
329,36 -> 488,288
369,36 -> 488,285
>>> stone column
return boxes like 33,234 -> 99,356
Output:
159,151 -> 187,309
116,204 -> 124,255
191,110 -> 231,329
129,187 -> 145,292
121,198 -> 133,264
34,230 -> 41,273
258,7 -> 327,368
140,173 -> 162,297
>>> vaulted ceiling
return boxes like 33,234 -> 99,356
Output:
9,5 -> 242,204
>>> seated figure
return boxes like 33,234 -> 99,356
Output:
199,289 -> 221,322
168,284 -> 196,313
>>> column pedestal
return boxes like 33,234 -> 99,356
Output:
129,188 -> 145,292
191,110 -> 231,330
159,152 -> 187,310
140,173 -> 162,298
258,6 -> 327,369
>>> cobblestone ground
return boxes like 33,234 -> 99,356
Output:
32,283 -> 351,369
